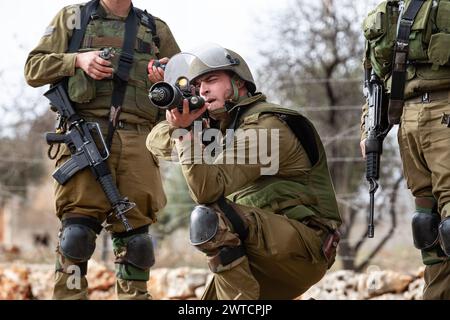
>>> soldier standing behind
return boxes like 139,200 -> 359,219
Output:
147,44 -> 342,299
24,0 -> 180,299
361,0 -> 450,299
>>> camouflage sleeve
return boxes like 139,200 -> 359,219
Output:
146,121 -> 178,161
176,115 -> 311,204
360,102 -> 368,141
176,139 -> 262,204
24,6 -> 79,87
155,18 -> 180,58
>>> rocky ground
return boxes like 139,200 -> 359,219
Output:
0,261 -> 425,300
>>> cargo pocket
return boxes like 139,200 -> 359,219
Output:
249,210 -> 322,263
68,69 -> 96,103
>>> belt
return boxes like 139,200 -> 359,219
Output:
83,117 -> 153,132
405,90 -> 450,104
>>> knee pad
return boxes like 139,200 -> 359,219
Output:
411,211 -> 441,250
113,229 -> 155,281
59,217 -> 102,262
189,205 -> 219,246
113,231 -> 155,270
124,233 -> 155,269
439,217 -> 450,256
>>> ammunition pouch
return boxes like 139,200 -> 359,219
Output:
363,1 -> 401,78
68,69 -> 96,104
364,0 -> 450,78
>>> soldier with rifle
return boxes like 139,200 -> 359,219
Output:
147,44 -> 342,299
361,0 -> 450,299
24,0 -> 180,299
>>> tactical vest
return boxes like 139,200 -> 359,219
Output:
364,0 -> 450,94
67,4 -> 162,123
227,102 -> 342,230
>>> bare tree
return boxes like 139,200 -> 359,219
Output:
0,78 -> 51,201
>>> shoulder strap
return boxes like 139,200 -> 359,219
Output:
105,5 -> 139,149
275,113 -> 320,167
388,0 -> 425,124
217,197 -> 248,241
67,0 -> 100,53
134,8 -> 159,47
240,104 -> 320,166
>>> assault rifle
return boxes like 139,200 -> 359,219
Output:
44,83 -> 134,231
364,69 -> 392,238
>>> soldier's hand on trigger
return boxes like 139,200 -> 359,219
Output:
360,138 -> 366,159
148,57 -> 169,83
166,98 -> 207,129
75,51 -> 113,80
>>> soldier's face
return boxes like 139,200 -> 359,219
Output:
194,71 -> 233,113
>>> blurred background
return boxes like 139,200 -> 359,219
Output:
0,0 -> 424,299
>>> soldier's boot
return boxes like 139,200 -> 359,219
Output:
52,216 -> 102,300
112,226 -> 155,300
189,203 -> 259,300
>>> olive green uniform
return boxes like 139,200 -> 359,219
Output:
148,94 -> 342,299
24,2 -> 180,299
362,0 -> 450,299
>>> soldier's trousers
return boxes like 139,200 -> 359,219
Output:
399,91 -> 450,299
195,203 -> 330,300
52,125 -> 166,300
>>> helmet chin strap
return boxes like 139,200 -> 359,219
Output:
224,74 -> 244,112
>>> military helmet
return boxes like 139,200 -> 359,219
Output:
186,44 -> 256,94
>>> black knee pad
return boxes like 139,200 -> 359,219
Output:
59,217 -> 102,262
439,217 -> 450,256
411,211 -> 441,250
189,205 -> 219,246
115,232 -> 155,270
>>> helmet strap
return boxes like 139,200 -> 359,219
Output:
230,74 -> 241,103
